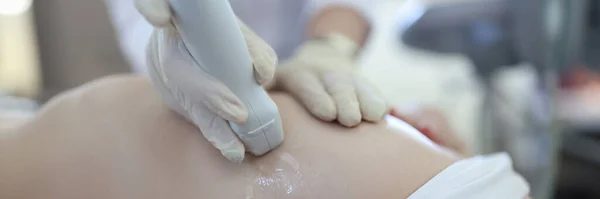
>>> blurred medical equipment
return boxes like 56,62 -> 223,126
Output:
556,3 -> 600,197
168,0 -> 284,157
397,0 -> 584,198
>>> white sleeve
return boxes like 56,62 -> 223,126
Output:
103,0 -> 152,75
304,0 -> 375,23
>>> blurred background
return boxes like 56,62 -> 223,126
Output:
2,0 -> 600,198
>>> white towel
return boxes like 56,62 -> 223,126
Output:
408,153 -> 530,199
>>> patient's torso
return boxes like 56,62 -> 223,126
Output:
1,76 -> 457,199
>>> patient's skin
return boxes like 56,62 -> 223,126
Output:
0,75 -> 458,199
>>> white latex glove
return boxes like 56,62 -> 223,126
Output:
269,34 -> 388,127
135,0 -> 277,163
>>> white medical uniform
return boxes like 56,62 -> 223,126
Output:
103,0 -> 373,74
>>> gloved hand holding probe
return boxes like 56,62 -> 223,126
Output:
135,0 -> 279,163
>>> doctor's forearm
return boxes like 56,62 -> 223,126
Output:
308,6 -> 370,46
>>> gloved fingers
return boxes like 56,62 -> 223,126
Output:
280,69 -> 337,121
160,39 -> 249,124
190,106 -> 246,163
238,19 -> 278,86
148,46 -> 246,163
323,72 -> 362,127
135,0 -> 172,27
354,76 -> 388,122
